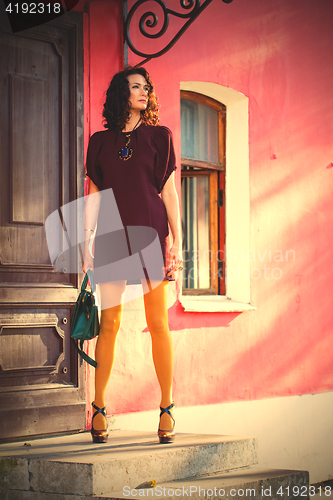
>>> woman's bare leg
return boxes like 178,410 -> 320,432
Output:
93,280 -> 126,430
143,280 -> 174,431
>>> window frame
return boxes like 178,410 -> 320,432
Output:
179,82 -> 254,312
181,91 -> 226,296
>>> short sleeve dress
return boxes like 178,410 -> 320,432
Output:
85,123 -> 177,284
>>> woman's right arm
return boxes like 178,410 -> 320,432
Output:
82,179 -> 101,273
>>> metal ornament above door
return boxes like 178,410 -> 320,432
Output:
124,0 -> 234,66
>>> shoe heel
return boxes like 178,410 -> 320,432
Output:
91,402 -> 109,444
159,433 -> 174,444
158,402 -> 175,444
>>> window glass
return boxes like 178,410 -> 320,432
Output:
181,99 -> 219,163
181,175 -> 210,289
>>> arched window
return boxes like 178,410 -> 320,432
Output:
181,91 -> 226,295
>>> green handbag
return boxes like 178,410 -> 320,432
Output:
71,269 -> 100,368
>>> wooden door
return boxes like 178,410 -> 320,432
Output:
0,13 -> 85,441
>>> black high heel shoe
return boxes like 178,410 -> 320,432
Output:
158,403 -> 175,444
91,402 -> 108,443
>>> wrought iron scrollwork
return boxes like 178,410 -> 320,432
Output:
124,0 -> 234,66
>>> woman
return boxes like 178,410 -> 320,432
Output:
82,66 -> 182,444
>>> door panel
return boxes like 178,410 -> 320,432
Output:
0,310 -> 71,387
0,13 -> 85,441
10,74 -> 46,225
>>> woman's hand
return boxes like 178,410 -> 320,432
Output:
82,179 -> 100,274
82,249 -> 94,274
167,244 -> 183,275
161,173 -> 182,276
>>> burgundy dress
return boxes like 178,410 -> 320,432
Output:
85,123 -> 177,284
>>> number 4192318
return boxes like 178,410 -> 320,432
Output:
5,3 -> 62,14
276,485 -> 332,496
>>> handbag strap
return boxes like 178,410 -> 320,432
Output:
72,337 -> 97,368
81,271 -> 89,292
87,268 -> 96,293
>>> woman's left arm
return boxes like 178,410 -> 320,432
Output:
161,171 -> 182,271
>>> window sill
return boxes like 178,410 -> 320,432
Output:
180,295 -> 256,312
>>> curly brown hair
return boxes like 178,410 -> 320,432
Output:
102,66 -> 159,130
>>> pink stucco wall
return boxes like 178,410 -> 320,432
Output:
84,0 -> 333,421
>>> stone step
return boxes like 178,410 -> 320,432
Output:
108,467 -> 309,500
1,467 -> 310,500
0,430 -> 258,497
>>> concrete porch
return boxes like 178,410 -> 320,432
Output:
0,430 -> 309,499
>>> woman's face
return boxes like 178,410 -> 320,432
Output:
127,74 -> 149,113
